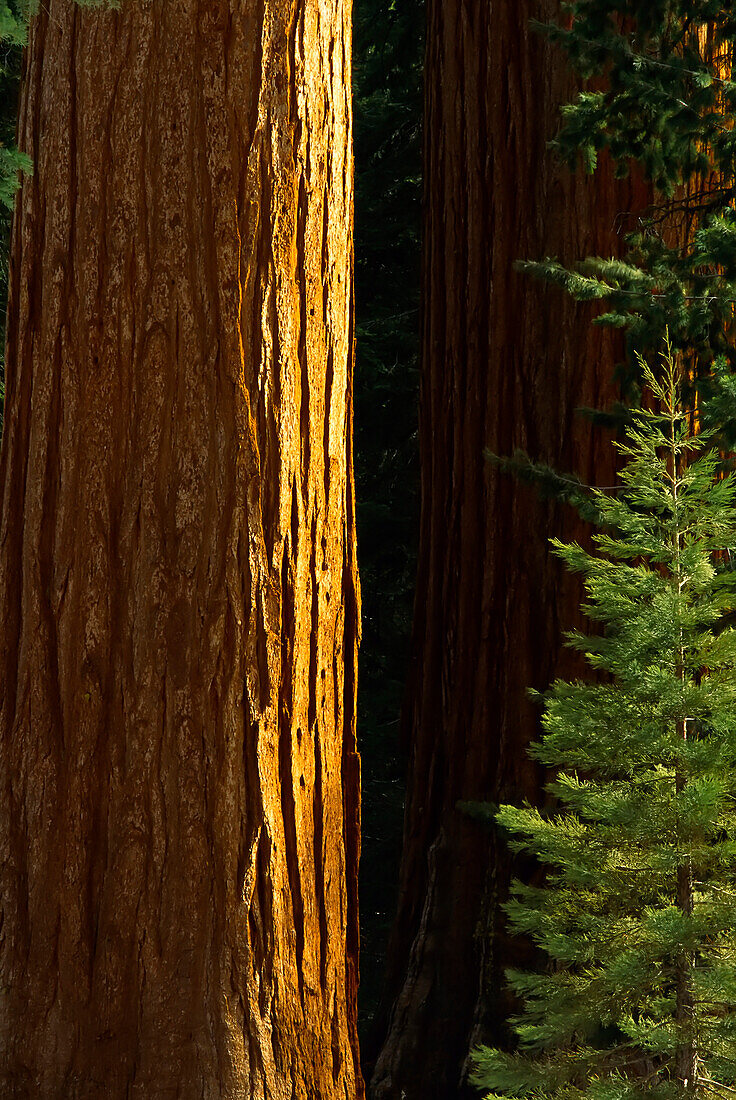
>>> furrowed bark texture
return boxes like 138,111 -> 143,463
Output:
0,2 -> 362,1097
369,2 -> 649,1097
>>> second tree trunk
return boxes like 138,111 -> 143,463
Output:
369,1 -> 649,1096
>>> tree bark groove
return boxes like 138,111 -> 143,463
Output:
0,2 -> 362,1097
369,2 -> 650,1096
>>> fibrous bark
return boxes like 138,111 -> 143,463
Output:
369,2 -> 649,1096
0,1 -> 361,1097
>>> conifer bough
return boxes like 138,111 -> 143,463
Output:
473,346 -> 736,1099
523,2 -> 736,393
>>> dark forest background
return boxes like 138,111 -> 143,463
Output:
352,0 -> 422,1037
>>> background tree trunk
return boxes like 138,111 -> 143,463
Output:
368,2 -> 649,1096
0,1 -> 361,1097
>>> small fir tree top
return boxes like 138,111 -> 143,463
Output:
472,341 -> 736,1099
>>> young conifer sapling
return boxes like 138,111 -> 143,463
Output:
473,344 -> 736,1099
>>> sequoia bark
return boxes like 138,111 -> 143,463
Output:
369,1 -> 649,1096
0,2 -> 361,1098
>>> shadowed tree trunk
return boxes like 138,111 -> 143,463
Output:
368,2 -> 650,1096
0,1 -> 362,1097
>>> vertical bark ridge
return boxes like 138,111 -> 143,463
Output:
0,0 -> 361,1097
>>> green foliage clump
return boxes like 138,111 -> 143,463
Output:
0,145 -> 30,213
0,1 -> 27,47
524,3 -> 736,397
473,344 -> 736,1099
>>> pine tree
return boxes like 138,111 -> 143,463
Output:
472,344 -> 736,1099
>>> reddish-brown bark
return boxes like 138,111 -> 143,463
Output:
369,2 -> 650,1096
0,1 -> 362,1097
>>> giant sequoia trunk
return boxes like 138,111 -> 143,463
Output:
369,2 -> 649,1097
0,2 -> 361,1097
